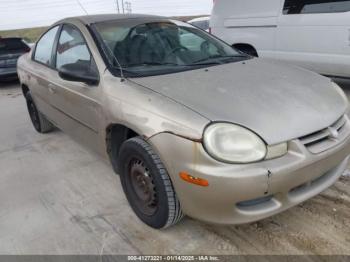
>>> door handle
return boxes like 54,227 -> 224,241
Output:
48,84 -> 56,94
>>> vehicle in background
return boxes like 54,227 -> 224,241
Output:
188,16 -> 210,32
26,42 -> 35,48
210,0 -> 350,80
0,37 -> 30,80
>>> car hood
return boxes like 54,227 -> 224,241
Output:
130,59 -> 349,145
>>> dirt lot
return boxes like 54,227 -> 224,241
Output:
0,80 -> 349,255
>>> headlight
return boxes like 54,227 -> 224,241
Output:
203,123 -> 267,164
332,81 -> 349,103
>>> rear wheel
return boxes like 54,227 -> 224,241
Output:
118,137 -> 184,229
25,92 -> 54,133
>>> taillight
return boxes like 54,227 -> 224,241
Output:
24,46 -> 31,53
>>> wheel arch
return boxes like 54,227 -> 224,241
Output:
105,123 -> 142,170
21,84 -> 30,96
232,43 -> 259,57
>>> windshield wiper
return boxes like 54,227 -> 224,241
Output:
125,62 -> 180,67
188,55 -> 248,66
187,61 -> 222,66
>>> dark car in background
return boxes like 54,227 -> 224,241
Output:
0,37 -> 30,81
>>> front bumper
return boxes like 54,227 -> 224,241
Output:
0,67 -> 17,78
148,131 -> 350,224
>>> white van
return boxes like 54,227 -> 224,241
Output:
210,0 -> 350,79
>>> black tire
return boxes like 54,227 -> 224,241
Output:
118,137 -> 184,229
25,92 -> 54,133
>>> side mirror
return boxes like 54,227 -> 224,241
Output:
58,61 -> 99,85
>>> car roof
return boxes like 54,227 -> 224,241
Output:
57,14 -> 169,25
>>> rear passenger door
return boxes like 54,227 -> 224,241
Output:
276,0 -> 350,77
48,24 -> 103,152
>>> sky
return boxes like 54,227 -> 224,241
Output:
0,0 -> 213,30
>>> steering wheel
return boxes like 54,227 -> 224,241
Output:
164,46 -> 188,60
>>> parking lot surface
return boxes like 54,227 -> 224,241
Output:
0,80 -> 349,255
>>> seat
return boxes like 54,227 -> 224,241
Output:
127,35 -> 148,65
113,41 -> 128,66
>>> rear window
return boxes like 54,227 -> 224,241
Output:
0,38 -> 28,53
283,0 -> 350,14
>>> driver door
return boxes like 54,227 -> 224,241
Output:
48,24 -> 103,152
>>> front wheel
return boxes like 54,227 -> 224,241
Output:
118,137 -> 184,229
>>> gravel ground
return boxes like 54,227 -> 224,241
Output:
0,80 -> 349,255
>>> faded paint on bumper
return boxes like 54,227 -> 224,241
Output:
148,133 -> 350,224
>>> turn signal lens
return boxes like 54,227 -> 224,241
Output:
179,172 -> 209,187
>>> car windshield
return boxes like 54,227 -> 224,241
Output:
92,19 -> 249,77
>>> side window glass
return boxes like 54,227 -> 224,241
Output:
301,1 -> 350,14
34,26 -> 59,65
283,0 -> 350,15
283,0 -> 301,14
56,25 -> 93,70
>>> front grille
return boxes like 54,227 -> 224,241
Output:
236,195 -> 273,208
299,115 -> 350,154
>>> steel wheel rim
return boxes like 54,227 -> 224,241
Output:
129,158 -> 158,216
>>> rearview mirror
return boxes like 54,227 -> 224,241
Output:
58,62 -> 99,85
